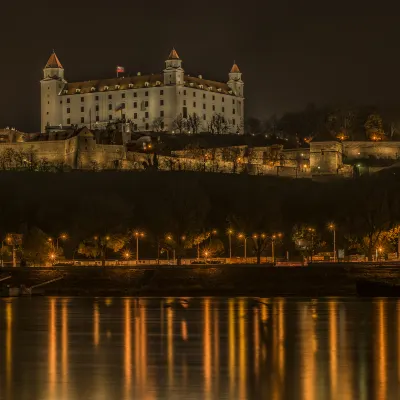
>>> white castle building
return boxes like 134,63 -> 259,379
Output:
40,49 -> 244,134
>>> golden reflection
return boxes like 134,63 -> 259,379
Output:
278,298 -> 285,384
167,305 -> 174,386
228,298 -> 236,395
301,301 -> 316,400
239,298 -> 246,400
181,320 -> 188,341
135,301 -> 140,385
49,298 -> 57,398
260,299 -> 268,361
124,299 -> 132,396
140,300 -> 147,388
398,300 -> 400,382
94,302 -> 100,346
5,300 -> 13,397
204,298 -> 212,395
61,298 -> 69,398
254,307 -> 260,377
329,299 -> 338,398
214,303 -> 220,382
340,303 -> 352,400
376,300 -> 387,400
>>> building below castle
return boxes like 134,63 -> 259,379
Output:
41,49 -> 244,135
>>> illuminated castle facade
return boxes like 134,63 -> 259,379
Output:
40,49 -> 244,134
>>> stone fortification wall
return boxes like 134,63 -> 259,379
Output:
310,141 -> 343,174
343,141 -> 400,160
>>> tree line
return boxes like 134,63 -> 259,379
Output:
1,169 -> 400,264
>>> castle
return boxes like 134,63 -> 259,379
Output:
40,49 -> 244,134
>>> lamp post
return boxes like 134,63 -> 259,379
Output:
238,233 -> 248,261
56,233 -> 68,251
271,233 -> 282,264
328,223 -> 336,262
227,229 -> 233,260
134,231 -> 145,263
204,250 -> 209,264
308,228 -> 316,262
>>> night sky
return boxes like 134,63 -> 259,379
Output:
2,0 -> 400,132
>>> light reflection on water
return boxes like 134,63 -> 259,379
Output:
1,297 -> 400,399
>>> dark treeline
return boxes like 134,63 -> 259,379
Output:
1,169 -> 400,262
245,103 -> 400,142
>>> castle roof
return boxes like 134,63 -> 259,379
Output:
168,48 -> 180,60
45,51 -> 63,69
230,63 -> 240,73
62,73 -> 234,95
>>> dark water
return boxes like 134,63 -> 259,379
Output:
0,297 -> 400,400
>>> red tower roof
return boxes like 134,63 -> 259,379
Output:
45,51 -> 63,69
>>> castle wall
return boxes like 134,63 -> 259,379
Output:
309,142 -> 343,174
343,141 -> 400,160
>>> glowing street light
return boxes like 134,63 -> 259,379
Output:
133,231 -> 145,262
328,223 -> 336,262
49,252 -> 56,266
238,233 -> 249,260
227,228 -> 234,259
56,233 -> 68,250
203,249 -> 210,264
123,250 -> 132,260
271,233 -> 282,264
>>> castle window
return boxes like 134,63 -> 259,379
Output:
67,108 -> 70,114
75,89 -> 81,93
108,94 -> 112,100
145,101 -> 149,107
81,97 -> 84,102
156,81 -> 161,86
104,86 -> 109,91
67,118 -> 70,124
212,95 -> 215,101
91,87 -> 96,92
222,107 -> 225,112
96,116 -> 99,122
47,101 -> 49,105
95,105 -> 99,111
122,114 -> 125,120
193,92 -> 196,97
199,85 -> 204,89
161,121 -> 164,129
145,123 -> 149,130
81,117 -> 84,123
160,90 -> 164,95
183,107 -> 188,118
122,93 -> 125,99
183,100 -> 186,106
193,102 -> 196,107
145,112 -> 149,119
134,92 -> 137,97
109,115 -> 112,120
160,100 -> 164,106
233,99 -> 236,104
60,100 -> 62,104
46,112 -> 49,115
184,90 -> 187,95
203,93 -> 206,99
145,82 -> 149,87
212,105 -> 215,111
95,96 -> 99,101
134,124 -> 138,130
160,110 -> 164,117
115,85 -> 120,90
133,102 -> 137,108
145,91 -> 148,96
108,104 -> 112,110
81,107 -> 84,112
233,109 -> 236,115
67,98 -> 70,103
222,97 -> 225,102
129,84 -> 134,88
134,113 -> 137,119
203,104 -> 206,110
233,119 -> 236,125
203,115 -> 206,120
64,90 -> 68,94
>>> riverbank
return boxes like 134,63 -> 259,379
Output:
1,263 -> 400,296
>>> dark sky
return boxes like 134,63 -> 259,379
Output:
2,0 -> 400,132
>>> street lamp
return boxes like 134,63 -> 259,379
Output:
238,233 -> 248,261
227,228 -> 234,259
328,223 -> 336,262
203,249 -> 210,264
49,252 -> 56,266
165,234 -> 176,264
133,231 -> 145,262
56,233 -> 68,250
271,233 -> 282,264
123,250 -> 132,260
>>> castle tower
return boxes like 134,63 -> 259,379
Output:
40,51 -> 66,132
163,48 -> 184,85
228,62 -> 244,97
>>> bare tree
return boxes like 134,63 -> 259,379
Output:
208,114 -> 230,134
172,114 -> 187,133
186,113 -> 201,134
152,117 -> 164,132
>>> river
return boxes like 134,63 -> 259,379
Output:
0,297 -> 399,399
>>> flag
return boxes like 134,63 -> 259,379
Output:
116,66 -> 125,73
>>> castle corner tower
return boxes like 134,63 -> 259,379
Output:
40,51 -> 66,132
163,48 -> 184,85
